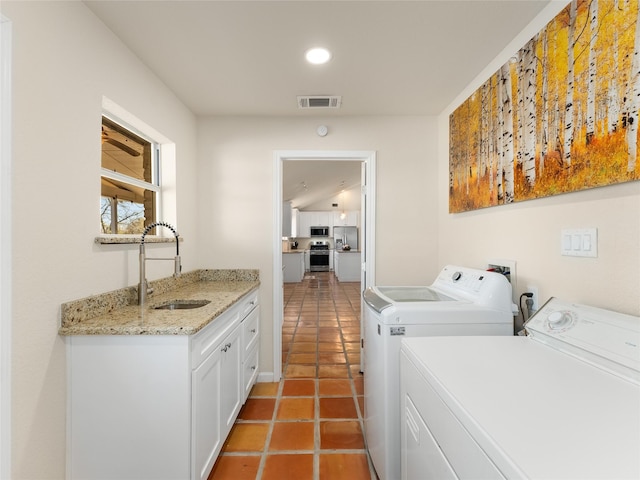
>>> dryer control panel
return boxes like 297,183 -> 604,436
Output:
526,297 -> 640,384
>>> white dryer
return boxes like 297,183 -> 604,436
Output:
363,265 -> 515,480
400,298 -> 640,479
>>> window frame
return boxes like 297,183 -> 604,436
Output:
97,97 -> 176,244
100,113 -> 161,235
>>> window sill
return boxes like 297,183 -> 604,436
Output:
95,235 -> 182,245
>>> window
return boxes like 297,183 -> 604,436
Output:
100,116 -> 160,234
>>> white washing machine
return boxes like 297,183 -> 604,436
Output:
363,265 -> 515,480
400,297 -> 640,479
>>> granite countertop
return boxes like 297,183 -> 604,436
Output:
59,269 -> 260,336
283,250 -> 304,254
335,249 -> 360,253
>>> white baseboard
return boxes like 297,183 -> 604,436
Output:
257,372 -> 275,383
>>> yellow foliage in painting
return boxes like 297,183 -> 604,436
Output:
449,0 -> 640,213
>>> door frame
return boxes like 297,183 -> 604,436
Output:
0,13 -> 12,479
272,150 -> 376,382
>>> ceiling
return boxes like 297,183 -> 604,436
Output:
85,0 -> 551,207
85,0 -> 551,117
283,160 -> 361,210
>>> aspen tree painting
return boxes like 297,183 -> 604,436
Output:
449,0 -> 640,213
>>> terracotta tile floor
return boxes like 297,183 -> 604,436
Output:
209,272 -> 375,480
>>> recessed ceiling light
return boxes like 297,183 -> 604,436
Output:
305,47 -> 332,65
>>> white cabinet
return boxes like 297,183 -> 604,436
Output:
297,211 -> 332,237
333,210 -> 360,227
297,212 -> 312,238
282,252 -> 305,282
291,208 -> 299,237
219,324 -> 242,436
192,337 -> 224,480
67,288 -> 259,480
241,307 -> 260,400
315,211 -> 332,227
282,202 -> 292,237
334,251 -> 361,282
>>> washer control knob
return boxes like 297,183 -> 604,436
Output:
547,311 -> 572,330
452,271 -> 462,282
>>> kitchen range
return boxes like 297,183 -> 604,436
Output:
309,240 -> 330,272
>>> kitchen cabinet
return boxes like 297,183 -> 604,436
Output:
297,211 -> 332,237
282,251 -> 304,282
334,251 -> 361,282
304,250 -> 310,271
291,208 -> 299,237
192,322 -> 241,480
241,307 -> 260,400
282,201 -> 292,237
332,210 -> 360,227
66,288 -> 259,480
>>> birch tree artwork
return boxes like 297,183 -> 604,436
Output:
449,0 -> 640,213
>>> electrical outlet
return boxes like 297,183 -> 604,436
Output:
526,285 -> 539,311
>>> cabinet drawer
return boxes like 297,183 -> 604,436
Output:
242,343 -> 259,402
239,290 -> 259,319
242,307 -> 259,354
191,308 -> 240,368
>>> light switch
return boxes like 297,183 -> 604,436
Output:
572,234 -> 581,250
561,228 -> 598,258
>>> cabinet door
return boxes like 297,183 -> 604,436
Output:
299,253 -> 306,278
282,202 -> 292,237
242,307 -> 260,356
192,347 -> 223,480
242,343 -> 259,401
220,324 -> 242,434
298,212 -> 312,237
316,211 -> 331,227
332,210 -> 359,227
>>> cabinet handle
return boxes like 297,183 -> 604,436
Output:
221,346 -> 228,352
226,342 -> 232,349
251,366 -> 256,371
250,328 -> 256,334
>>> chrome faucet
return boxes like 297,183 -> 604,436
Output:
138,221 -> 181,305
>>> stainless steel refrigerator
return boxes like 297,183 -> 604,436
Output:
333,226 -> 358,251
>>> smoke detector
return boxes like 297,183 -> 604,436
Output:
297,96 -> 342,109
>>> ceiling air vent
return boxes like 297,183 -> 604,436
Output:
297,96 -> 342,109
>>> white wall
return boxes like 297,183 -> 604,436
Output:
196,115 -> 437,374
0,2 -> 198,478
437,1 -> 640,323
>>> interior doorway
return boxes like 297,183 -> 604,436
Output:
273,150 -> 376,382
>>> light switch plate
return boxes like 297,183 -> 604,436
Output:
561,228 -> 598,257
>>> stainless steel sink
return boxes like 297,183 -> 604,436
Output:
154,300 -> 211,310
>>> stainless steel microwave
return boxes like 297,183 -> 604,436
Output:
310,226 -> 330,237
